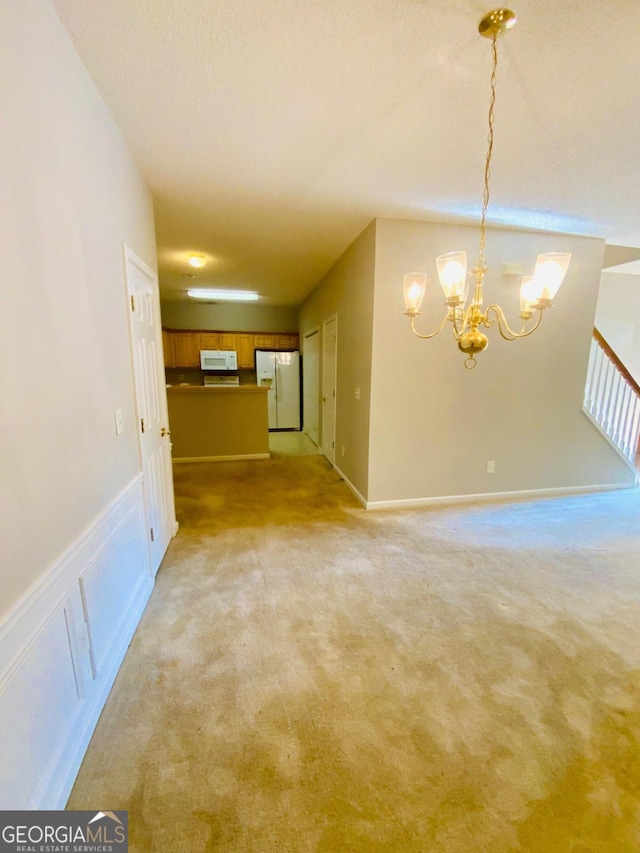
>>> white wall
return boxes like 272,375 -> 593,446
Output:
160,300 -> 298,332
367,219 -> 635,505
595,272 -> 640,385
0,0 -> 160,808
299,221 -> 376,499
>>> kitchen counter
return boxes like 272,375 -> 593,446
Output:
166,385 -> 269,461
166,384 -> 266,392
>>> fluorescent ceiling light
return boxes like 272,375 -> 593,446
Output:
187,289 -> 259,302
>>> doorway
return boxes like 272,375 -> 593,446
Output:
321,315 -> 337,464
303,327 -> 320,447
124,245 -> 176,575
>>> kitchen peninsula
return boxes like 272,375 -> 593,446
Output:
167,385 -> 269,462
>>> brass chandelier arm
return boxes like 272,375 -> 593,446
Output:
450,304 -> 471,341
409,311 -> 451,340
485,304 -> 544,340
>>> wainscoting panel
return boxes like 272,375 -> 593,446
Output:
0,474 -> 155,810
0,600 -> 79,809
79,502 -> 149,679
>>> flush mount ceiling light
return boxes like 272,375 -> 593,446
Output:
188,254 -> 206,268
403,8 -> 571,369
187,289 -> 259,302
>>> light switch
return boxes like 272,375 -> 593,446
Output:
354,387 -> 360,400
114,409 -> 124,436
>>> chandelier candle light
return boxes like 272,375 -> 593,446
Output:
403,8 -> 571,369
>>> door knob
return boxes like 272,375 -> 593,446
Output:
161,427 -> 171,437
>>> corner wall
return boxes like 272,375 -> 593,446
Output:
299,221 -> 376,501
595,271 -> 640,386
368,219 -> 636,505
0,1 -> 160,808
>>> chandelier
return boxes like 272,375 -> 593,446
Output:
403,8 -> 571,369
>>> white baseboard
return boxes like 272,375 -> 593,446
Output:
331,429 -> 637,511
173,453 -> 270,462
325,462 -> 635,511
332,463 -> 367,508
0,474 -> 153,810
365,480 -> 637,511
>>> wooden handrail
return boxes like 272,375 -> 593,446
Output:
593,327 -> 640,398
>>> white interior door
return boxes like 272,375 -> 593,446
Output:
124,246 -> 176,575
321,316 -> 337,464
303,329 -> 320,446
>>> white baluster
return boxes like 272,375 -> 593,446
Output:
591,346 -> 606,422
583,336 -> 640,460
602,360 -> 616,432
629,396 -> 640,461
609,370 -> 624,446
584,338 -> 598,411
618,384 -> 633,457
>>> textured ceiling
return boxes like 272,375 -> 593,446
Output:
52,0 -> 640,305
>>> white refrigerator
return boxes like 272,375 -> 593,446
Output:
256,350 -> 301,430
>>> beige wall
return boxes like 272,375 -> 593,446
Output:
160,300 -> 298,332
367,219 -> 635,503
595,272 -> 640,385
0,1 -> 157,614
299,221 -> 376,499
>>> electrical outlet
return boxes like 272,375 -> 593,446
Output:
354,387 -> 360,400
486,460 -> 495,474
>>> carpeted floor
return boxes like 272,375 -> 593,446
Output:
68,451 -> 640,851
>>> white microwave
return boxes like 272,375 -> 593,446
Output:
200,350 -> 238,371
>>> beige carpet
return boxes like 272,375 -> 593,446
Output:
68,454 -> 640,851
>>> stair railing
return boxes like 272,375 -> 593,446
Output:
584,327 -> 640,463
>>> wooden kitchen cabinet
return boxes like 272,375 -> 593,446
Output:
236,334 -> 254,368
163,328 -> 300,369
173,332 -> 201,367
275,334 -> 299,349
253,333 -> 276,349
199,332 -> 219,350
162,330 -> 176,368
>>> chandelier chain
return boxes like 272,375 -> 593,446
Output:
479,33 -> 498,263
